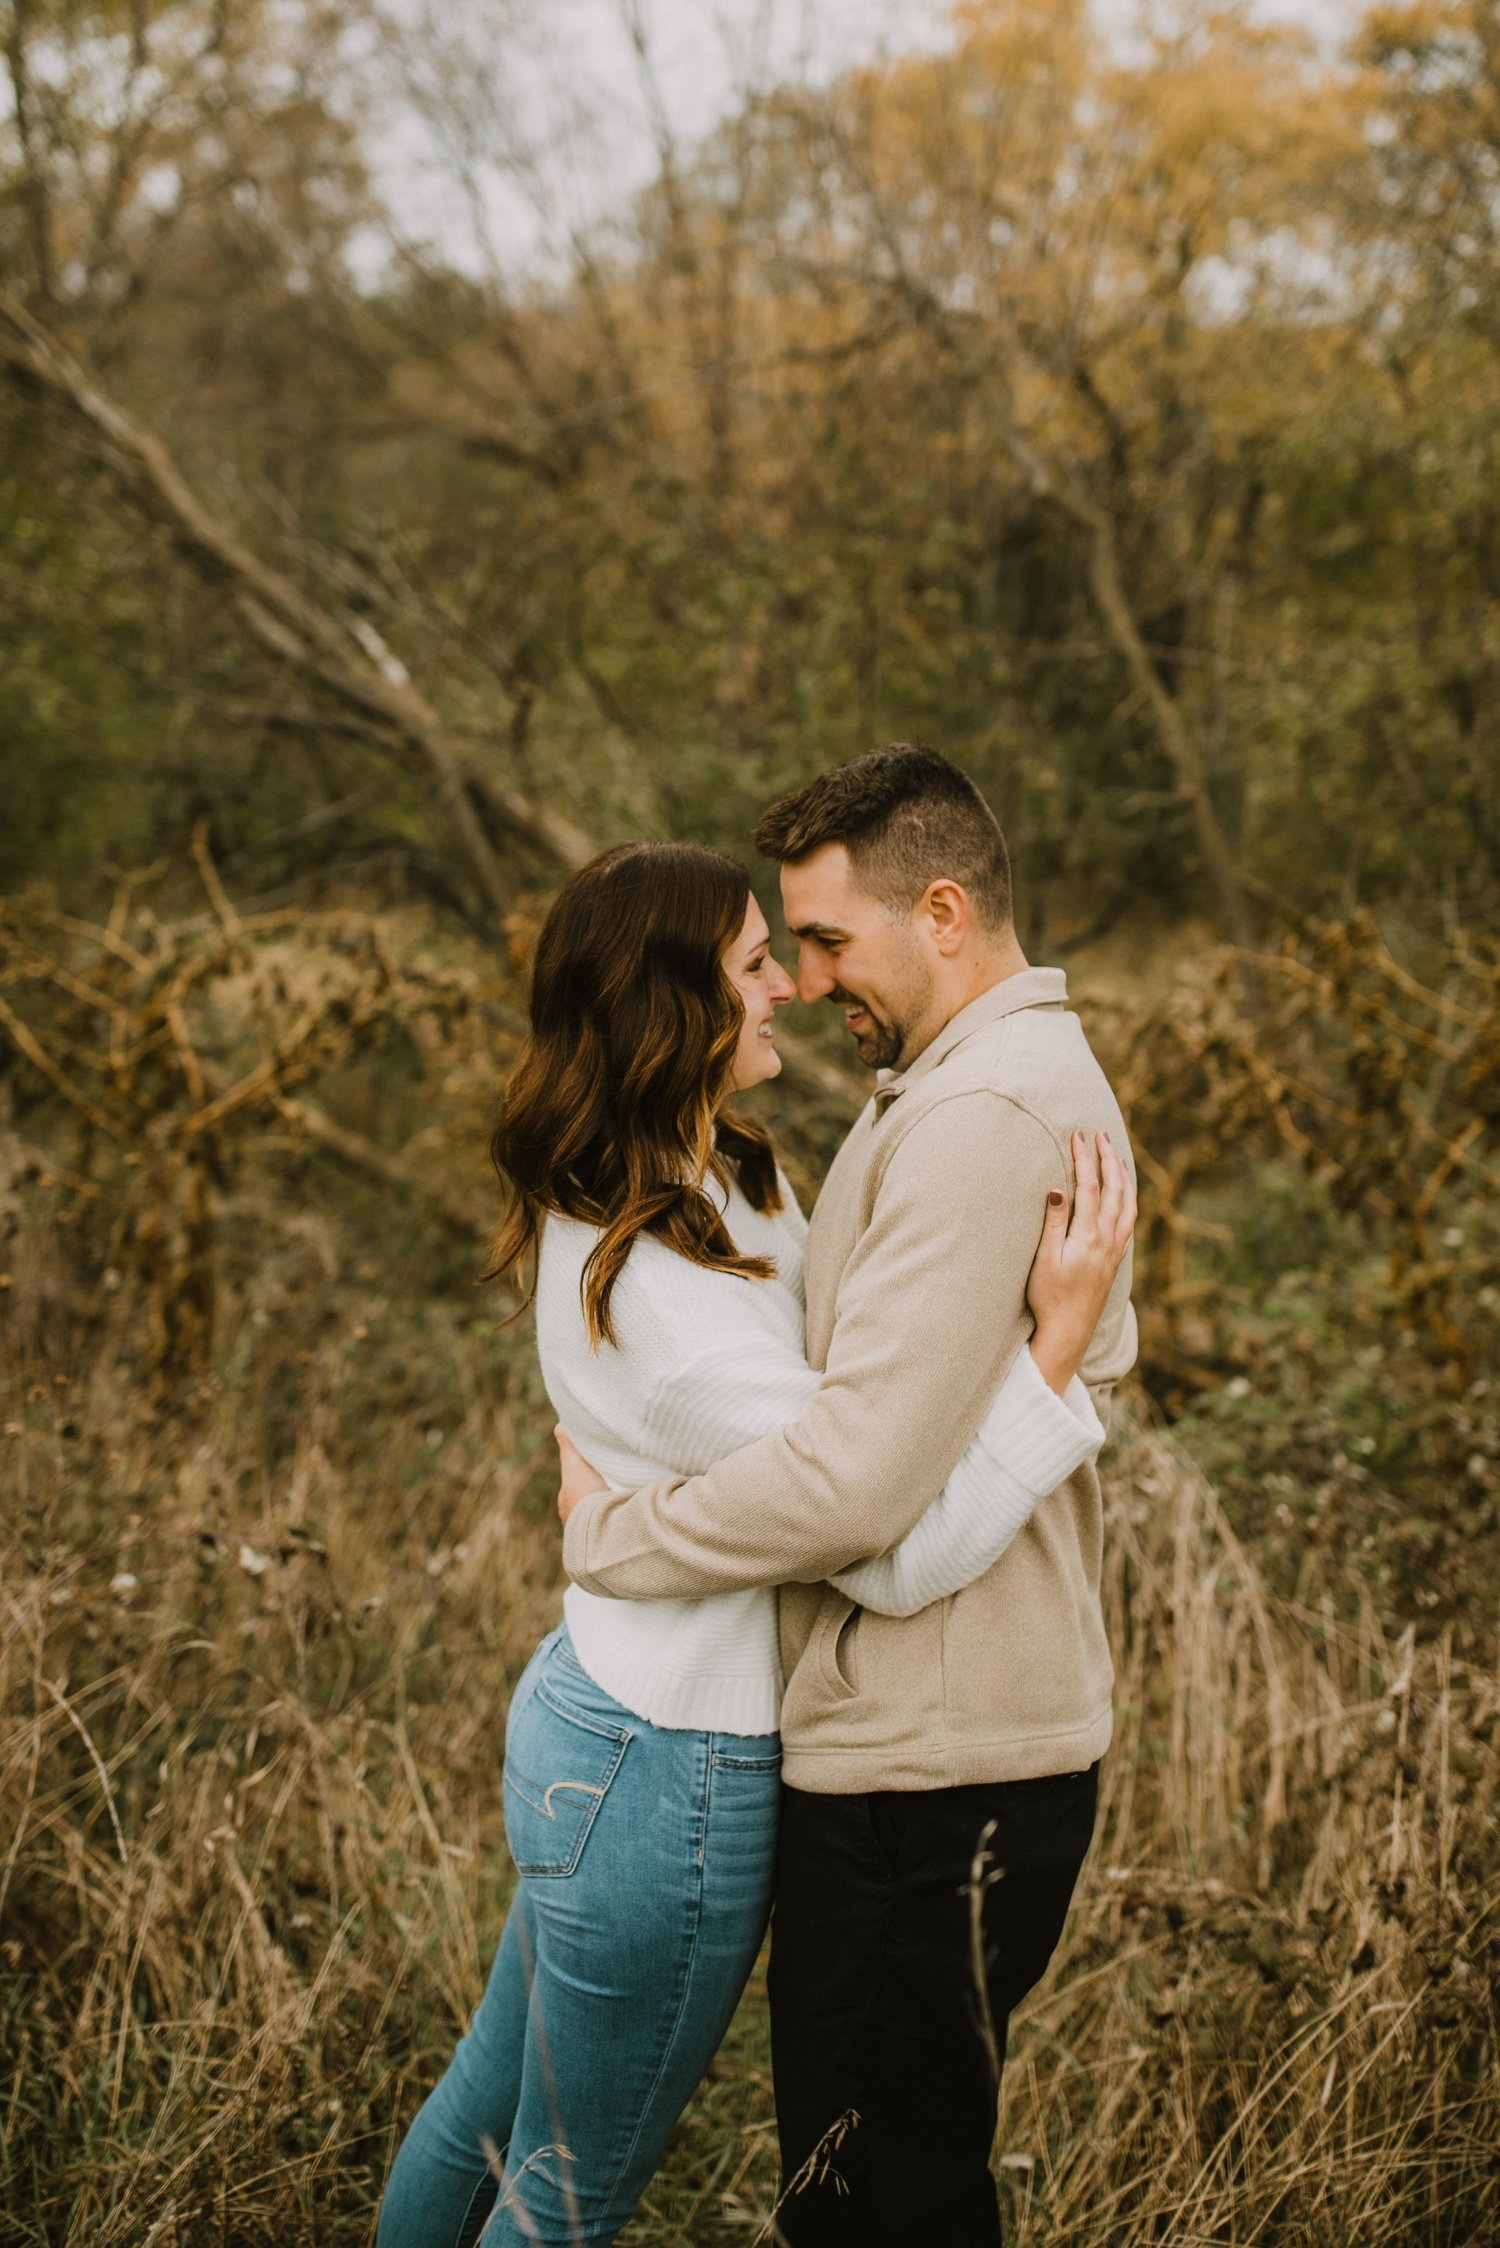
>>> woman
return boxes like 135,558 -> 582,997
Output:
379,842 -> 1133,2248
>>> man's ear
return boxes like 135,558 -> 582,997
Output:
923,879 -> 972,955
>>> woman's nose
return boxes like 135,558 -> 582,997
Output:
769,961 -> 797,1004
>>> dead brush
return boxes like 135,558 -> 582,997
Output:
1,1322 -> 565,2246
0,838 -> 517,1385
1090,910 -> 1500,1406
994,1420 -> 1500,2248
2,885 -> 1496,2244
4,1383 -> 1495,2244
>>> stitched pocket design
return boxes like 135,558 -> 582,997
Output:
814,1597 -> 861,1702
710,1747 -> 782,1772
503,1682 -> 631,1878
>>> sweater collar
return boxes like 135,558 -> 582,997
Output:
872,966 -> 1069,1115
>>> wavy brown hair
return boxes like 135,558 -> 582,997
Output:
488,842 -> 784,1346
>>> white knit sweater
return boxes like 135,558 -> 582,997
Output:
537,1167 -> 1104,1735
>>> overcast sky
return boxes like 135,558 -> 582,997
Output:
368,0 -> 1365,280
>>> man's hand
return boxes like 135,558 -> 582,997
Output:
556,1425 -> 608,1524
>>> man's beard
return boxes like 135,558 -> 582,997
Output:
830,988 -> 906,1071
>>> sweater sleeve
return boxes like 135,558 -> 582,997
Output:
829,1353 -> 1104,1616
624,1238 -> 1102,1616
636,1321 -> 1103,1613
587,1234 -> 822,1475
635,1332 -> 822,1474
564,1091 -> 1082,1598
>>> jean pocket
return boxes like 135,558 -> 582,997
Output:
710,1746 -> 782,1773
503,1683 -> 631,1878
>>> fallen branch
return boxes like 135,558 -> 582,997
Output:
272,1096 -> 479,1242
0,290 -> 593,914
0,295 -> 864,1122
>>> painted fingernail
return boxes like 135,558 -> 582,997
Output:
1048,1190 -> 1065,1208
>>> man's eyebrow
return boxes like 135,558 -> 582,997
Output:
787,921 -> 850,942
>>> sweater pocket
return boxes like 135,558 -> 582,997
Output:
503,1681 -> 631,1877
812,1594 -> 861,1703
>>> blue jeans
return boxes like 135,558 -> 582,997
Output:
378,1626 -> 780,2247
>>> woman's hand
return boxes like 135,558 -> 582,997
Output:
1026,1130 -> 1137,1396
556,1425 -> 608,1524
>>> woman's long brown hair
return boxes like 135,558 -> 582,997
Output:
488,842 -> 784,1345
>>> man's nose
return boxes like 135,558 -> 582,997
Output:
796,947 -> 835,1004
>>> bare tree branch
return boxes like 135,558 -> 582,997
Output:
0,292 -> 860,1117
798,125 -> 1253,949
272,1094 -> 479,1239
3,0 -> 56,301
1001,427 -> 1254,951
0,289 -> 596,911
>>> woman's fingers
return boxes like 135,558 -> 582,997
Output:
1094,1133 -> 1118,1223
1117,1162 -> 1138,1256
1059,1125 -> 1136,1273
1097,1133 -> 1137,1266
1040,1183 -> 1069,1262
1103,1134 -> 1137,1256
1096,1131 -> 1126,1238
1072,1128 -> 1101,1224
1061,1128 -> 1135,1272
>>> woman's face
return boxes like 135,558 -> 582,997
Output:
724,894 -> 797,1093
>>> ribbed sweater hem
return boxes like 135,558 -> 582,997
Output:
778,1700 -> 1113,1794
563,1588 -> 783,1737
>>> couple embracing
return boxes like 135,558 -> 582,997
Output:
379,745 -> 1138,2247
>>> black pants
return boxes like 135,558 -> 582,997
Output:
767,1765 -> 1098,2248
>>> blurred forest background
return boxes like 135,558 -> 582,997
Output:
2,0 -> 1498,2241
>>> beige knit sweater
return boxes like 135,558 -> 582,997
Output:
564,967 -> 1137,1791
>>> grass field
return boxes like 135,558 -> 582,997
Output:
4,1287 -> 1496,2246
2,895 -> 1496,2244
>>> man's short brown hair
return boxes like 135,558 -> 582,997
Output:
754,744 -> 1013,930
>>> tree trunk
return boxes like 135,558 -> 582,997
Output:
0,291 -> 593,917
1003,422 -> 1253,949
0,290 -> 864,1117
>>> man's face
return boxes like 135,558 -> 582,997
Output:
779,844 -> 935,1071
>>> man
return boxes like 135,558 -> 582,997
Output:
559,745 -> 1137,2246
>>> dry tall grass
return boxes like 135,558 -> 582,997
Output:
3,885 -> 1495,2242
997,1423 -> 1498,2248
4,1330 -> 1495,2245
